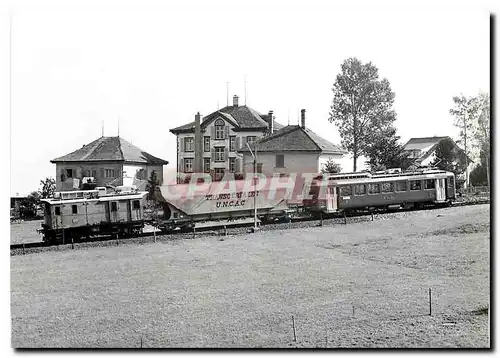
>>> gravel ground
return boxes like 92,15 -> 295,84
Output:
11,204 -> 490,348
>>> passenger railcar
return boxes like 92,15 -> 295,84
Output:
306,169 -> 456,214
39,188 -> 148,243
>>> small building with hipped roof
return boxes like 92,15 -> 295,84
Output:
51,136 -> 169,191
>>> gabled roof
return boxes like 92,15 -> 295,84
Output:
51,136 -> 169,165
238,125 -> 345,154
170,105 -> 284,133
403,136 -> 449,151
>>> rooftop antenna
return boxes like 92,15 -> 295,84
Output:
244,74 -> 247,106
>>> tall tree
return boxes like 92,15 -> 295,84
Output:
449,94 -> 479,188
329,57 -> 396,171
473,92 -> 490,187
39,177 -> 56,198
365,126 -> 412,171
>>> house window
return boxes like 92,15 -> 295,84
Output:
381,182 -> 394,193
355,184 -> 366,195
340,186 -> 353,196
396,181 -> 407,192
204,136 -> 210,152
105,169 -> 115,178
184,158 -> 193,173
214,168 -> 225,181
229,136 -> 236,152
215,147 -> 225,162
72,205 -> 78,214
65,169 -> 73,178
91,169 -> 97,178
215,119 -> 225,140
229,157 -> 236,172
184,137 -> 194,152
55,206 -> 61,215
424,179 -> 435,189
410,180 -> 422,191
111,202 -> 118,212
204,158 -> 211,173
275,154 -> 285,168
368,183 -> 380,194
133,200 -> 141,210
246,136 -> 256,144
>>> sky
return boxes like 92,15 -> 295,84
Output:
4,0 -> 491,196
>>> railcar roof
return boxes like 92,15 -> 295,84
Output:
326,172 -> 452,186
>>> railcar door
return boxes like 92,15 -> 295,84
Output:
436,178 -> 446,201
326,185 -> 337,212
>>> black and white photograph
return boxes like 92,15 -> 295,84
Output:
5,0 -> 492,350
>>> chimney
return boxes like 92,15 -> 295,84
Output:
233,95 -> 239,107
194,112 -> 203,173
267,110 -> 274,135
300,109 -> 306,129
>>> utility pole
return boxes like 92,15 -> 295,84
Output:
246,142 -> 258,231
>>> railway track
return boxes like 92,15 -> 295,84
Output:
11,198 -> 490,254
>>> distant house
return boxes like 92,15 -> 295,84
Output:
403,136 -> 464,166
169,95 -> 284,181
51,136 -> 169,191
238,109 -> 345,176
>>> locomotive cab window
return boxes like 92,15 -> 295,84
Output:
72,205 -> 78,214
395,181 -> 407,192
381,182 -> 394,193
339,186 -> 352,196
368,183 -> 380,194
424,179 -> 436,189
133,200 -> 141,210
55,206 -> 61,215
410,180 -> 422,191
111,202 -> 118,212
355,184 -> 366,195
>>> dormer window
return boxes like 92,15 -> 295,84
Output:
215,119 -> 225,140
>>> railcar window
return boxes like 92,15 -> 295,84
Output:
424,179 -> 436,189
55,206 -> 61,215
72,205 -> 78,214
381,182 -> 394,193
133,200 -> 141,210
395,181 -> 407,192
410,180 -> 422,191
368,183 -> 380,194
111,202 -> 118,212
340,186 -> 353,196
355,184 -> 366,195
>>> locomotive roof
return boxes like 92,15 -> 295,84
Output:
42,191 -> 148,205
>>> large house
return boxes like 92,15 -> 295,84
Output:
238,110 -> 345,176
169,95 -> 283,181
51,136 -> 169,191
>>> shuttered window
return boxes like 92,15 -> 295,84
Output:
215,119 -> 225,139
229,157 -> 236,172
229,136 -> 236,152
204,158 -> 211,173
184,137 -> 194,152
215,147 -> 225,162
204,137 -> 210,152
184,158 -> 193,172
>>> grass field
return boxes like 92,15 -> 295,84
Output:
10,219 -> 43,245
11,204 -> 490,348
